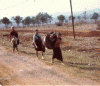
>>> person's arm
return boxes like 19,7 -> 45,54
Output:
43,36 -> 46,45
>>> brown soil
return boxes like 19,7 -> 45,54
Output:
0,45 -> 99,85
0,29 -> 100,37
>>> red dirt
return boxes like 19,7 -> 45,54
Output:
0,29 -> 100,37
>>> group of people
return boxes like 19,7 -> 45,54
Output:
9,26 -> 63,64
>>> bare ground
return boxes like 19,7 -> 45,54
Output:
0,45 -> 99,85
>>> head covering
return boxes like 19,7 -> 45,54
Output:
11,26 -> 14,30
11,26 -> 14,28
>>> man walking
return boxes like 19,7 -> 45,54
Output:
9,26 -> 19,53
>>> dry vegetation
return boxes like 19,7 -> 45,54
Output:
97,22 -> 100,30
0,23 -> 100,83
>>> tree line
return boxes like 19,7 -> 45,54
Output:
0,12 -> 99,28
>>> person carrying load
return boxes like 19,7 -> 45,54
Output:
44,32 -> 63,64
9,26 -> 19,53
32,29 -> 45,59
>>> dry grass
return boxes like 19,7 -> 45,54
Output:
0,24 -> 100,83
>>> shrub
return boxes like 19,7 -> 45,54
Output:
55,22 -> 63,26
97,22 -> 100,30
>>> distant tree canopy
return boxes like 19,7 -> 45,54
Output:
31,17 -> 36,25
36,12 -> 52,24
1,17 -> 10,28
0,12 -> 54,28
83,11 -> 87,21
14,16 -> 22,27
57,15 -> 65,23
69,16 -> 75,21
91,12 -> 99,23
22,16 -> 31,26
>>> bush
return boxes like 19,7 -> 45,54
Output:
97,22 -> 100,30
55,22 -> 63,26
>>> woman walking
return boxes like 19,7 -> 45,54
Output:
52,33 -> 63,64
32,29 -> 45,59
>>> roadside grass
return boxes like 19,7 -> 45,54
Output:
0,30 -> 100,83
0,64 -> 11,85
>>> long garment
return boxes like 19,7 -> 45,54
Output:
53,47 -> 63,61
52,38 -> 63,61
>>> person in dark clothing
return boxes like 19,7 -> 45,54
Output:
32,29 -> 45,59
44,32 -> 57,49
52,33 -> 63,64
9,26 -> 18,40
50,33 -> 57,47
9,26 -> 19,53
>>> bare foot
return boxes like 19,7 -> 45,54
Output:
61,62 -> 64,65
42,56 -> 44,60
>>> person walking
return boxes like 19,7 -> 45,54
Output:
52,33 -> 63,64
9,26 -> 19,53
32,29 -> 45,59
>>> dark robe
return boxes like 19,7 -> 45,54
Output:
52,38 -> 63,61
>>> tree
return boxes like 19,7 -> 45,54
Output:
91,12 -> 99,23
69,16 -> 75,21
22,16 -> 31,26
1,17 -> 10,28
35,12 -> 52,25
83,11 -> 87,21
35,13 -> 42,25
14,16 -> 22,27
31,17 -> 36,25
57,15 -> 65,23
44,13 -> 52,24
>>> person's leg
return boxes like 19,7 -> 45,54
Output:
13,44 -> 15,53
41,51 -> 44,59
13,48 -> 15,53
51,58 -> 54,63
61,61 -> 64,65
59,58 -> 64,65
16,45 -> 19,54
52,49 -> 55,63
36,51 -> 38,57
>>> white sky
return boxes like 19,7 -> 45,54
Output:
0,0 -> 100,19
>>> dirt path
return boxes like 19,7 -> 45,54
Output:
0,45 -> 99,85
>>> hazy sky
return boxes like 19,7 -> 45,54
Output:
0,0 -> 99,18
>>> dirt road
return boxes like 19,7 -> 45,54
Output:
0,45 -> 99,85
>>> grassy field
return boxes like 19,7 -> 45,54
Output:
0,24 -> 100,82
